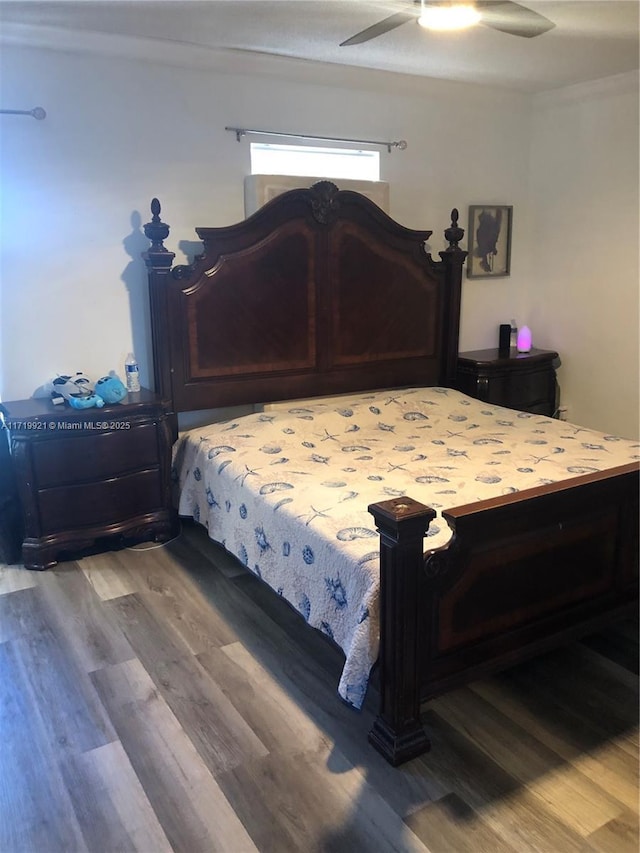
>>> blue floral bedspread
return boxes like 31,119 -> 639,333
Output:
172,387 -> 639,709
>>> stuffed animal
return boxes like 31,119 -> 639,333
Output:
94,374 -> 127,404
45,372 -> 128,408
46,373 -> 96,405
68,393 -> 105,410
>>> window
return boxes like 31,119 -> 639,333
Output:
250,143 -> 380,182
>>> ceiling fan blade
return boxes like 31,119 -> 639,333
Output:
340,11 -> 415,46
476,1 -> 556,38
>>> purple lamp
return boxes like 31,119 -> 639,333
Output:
517,325 -> 532,353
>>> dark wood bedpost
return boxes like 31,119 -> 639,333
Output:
143,199 -> 175,402
438,209 -> 467,387
368,496 -> 436,766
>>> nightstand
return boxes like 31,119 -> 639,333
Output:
455,347 -> 559,416
4,389 -> 179,570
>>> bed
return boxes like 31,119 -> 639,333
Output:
143,181 -> 639,766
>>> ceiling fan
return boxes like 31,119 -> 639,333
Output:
340,1 -> 556,46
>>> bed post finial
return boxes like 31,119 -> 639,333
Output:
143,198 -> 171,257
444,208 -> 464,252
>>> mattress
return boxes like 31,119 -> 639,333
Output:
173,387 -> 639,708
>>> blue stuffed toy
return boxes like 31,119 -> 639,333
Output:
67,393 -> 105,410
94,374 -> 127,404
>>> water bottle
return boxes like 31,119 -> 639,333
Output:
509,319 -> 518,350
125,352 -> 140,393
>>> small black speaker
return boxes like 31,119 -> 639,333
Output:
498,324 -> 511,356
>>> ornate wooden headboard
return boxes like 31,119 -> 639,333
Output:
143,181 -> 466,413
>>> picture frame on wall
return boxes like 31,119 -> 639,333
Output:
467,205 -> 513,279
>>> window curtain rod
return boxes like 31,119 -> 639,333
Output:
225,126 -> 407,153
0,107 -> 46,119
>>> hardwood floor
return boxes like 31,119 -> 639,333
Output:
1,521 -> 637,853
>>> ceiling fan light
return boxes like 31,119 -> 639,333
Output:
418,4 -> 482,31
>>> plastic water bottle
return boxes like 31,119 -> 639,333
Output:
509,319 -> 518,350
125,352 -> 140,393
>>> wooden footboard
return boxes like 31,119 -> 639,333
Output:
368,462 -> 639,766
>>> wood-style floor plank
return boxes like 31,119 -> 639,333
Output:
118,542 -> 238,652
405,792 -> 519,853
0,640 -> 88,853
180,522 -> 248,579
107,592 -> 269,774
0,584 -> 48,643
60,741 -> 173,853
580,627 -> 639,675
434,687 -> 624,837
217,744 -> 430,853
0,573 -> 117,756
416,710 -> 591,852
197,641 -> 331,755
34,561 -> 135,673
471,676 -> 638,812
0,560 -> 37,594
77,550 -> 139,601
11,626 -> 117,755
1,524 -> 637,853
197,633 -> 449,815
584,807 -> 640,853
501,647 -> 639,758
528,642 -> 638,722
90,658 -> 259,853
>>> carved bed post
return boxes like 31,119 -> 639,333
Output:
439,209 -> 467,387
368,496 -> 436,765
143,199 -> 176,402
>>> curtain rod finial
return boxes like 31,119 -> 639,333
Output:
0,106 -> 46,119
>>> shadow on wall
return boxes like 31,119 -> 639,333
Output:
122,211 -> 153,390
178,240 -> 204,262
121,209 -> 204,394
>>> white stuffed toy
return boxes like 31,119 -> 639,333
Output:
46,373 -> 105,408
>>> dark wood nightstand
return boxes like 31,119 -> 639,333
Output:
3,389 -> 179,570
455,347 -> 559,416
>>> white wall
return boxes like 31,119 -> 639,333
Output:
528,72 -> 639,437
0,37 -> 530,402
1,34 -> 637,439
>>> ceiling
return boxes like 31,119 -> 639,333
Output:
2,0 -> 639,93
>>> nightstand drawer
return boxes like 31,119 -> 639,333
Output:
37,468 -> 162,534
487,370 -> 554,410
32,424 -> 159,487
456,347 -> 559,417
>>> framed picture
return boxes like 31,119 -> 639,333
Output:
467,205 -> 513,279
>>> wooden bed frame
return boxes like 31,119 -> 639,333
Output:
143,182 -> 639,766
